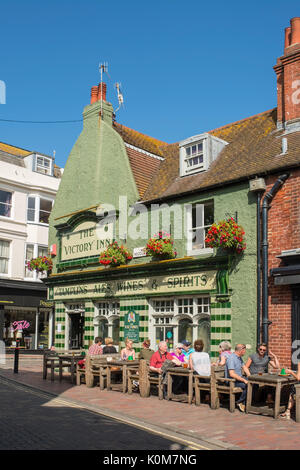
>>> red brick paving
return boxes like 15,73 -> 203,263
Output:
1,355 -> 300,450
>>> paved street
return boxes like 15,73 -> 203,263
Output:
1,355 -> 300,450
0,377 -> 188,450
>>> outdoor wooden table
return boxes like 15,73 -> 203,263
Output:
58,353 -> 84,384
106,360 -> 139,393
246,372 -> 297,419
166,366 -> 194,404
43,355 -> 59,382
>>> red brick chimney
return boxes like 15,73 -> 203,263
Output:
274,18 -> 300,130
90,82 -> 107,104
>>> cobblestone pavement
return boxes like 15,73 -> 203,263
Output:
1,355 -> 300,450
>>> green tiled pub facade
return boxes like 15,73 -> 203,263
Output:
48,260 -> 233,357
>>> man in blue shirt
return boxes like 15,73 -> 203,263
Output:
225,344 -> 250,412
181,340 -> 195,361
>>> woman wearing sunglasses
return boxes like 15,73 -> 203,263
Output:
245,343 -> 280,375
245,343 -> 280,405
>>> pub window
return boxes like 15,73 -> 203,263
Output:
198,315 -> 211,353
178,318 -> 193,343
112,318 -> 120,344
186,201 -> 214,255
99,318 -> 108,339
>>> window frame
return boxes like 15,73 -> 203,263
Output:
0,189 -> 13,219
186,201 -> 214,256
0,239 -> 11,276
24,243 -> 49,281
27,195 -> 53,225
35,155 -> 52,176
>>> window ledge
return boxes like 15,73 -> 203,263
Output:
187,248 -> 213,257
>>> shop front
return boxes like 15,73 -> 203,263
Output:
0,280 -> 54,350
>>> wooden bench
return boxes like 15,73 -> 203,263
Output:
133,360 -> 164,400
194,373 -> 211,406
43,352 -> 60,381
211,365 -> 243,412
77,353 -> 120,388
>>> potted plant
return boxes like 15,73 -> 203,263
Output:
205,217 -> 246,254
26,255 -> 53,273
99,241 -> 133,267
146,231 -> 177,260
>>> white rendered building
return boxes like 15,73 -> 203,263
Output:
0,141 -> 62,350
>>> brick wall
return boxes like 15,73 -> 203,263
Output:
265,169 -> 300,366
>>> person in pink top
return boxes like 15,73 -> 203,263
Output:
170,343 -> 186,364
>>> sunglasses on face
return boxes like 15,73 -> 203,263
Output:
259,348 -> 266,352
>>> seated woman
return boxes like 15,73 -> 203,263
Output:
245,343 -> 280,405
102,337 -> 117,354
189,339 -> 211,380
120,338 -> 136,360
212,341 -> 232,366
280,363 -> 300,419
170,343 -> 186,365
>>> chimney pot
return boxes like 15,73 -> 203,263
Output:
90,86 -> 98,104
290,17 -> 300,45
284,27 -> 291,49
97,82 -> 107,102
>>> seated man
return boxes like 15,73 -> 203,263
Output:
139,339 -> 155,361
181,340 -> 195,362
88,337 -> 103,355
225,343 -> 250,412
149,341 -> 173,373
78,337 -> 103,369
150,341 -> 181,397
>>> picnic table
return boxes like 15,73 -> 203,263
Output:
166,366 -> 194,404
246,372 -> 297,418
58,353 -> 85,384
106,359 -> 139,393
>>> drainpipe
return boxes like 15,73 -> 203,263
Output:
256,192 -> 262,347
261,173 -> 289,344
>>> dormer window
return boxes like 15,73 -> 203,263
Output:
36,155 -> 52,175
185,141 -> 205,173
179,133 -> 228,177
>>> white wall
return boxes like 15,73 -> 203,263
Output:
0,160 -> 61,282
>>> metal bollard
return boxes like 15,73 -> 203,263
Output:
14,340 -> 20,373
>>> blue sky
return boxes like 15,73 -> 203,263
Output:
0,0 -> 299,168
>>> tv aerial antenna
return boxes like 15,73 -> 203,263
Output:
115,82 -> 124,113
99,62 -> 109,118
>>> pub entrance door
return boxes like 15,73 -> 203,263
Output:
69,313 -> 84,349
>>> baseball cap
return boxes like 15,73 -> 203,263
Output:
181,340 -> 191,346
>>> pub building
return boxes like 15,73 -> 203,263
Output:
46,20 -> 300,364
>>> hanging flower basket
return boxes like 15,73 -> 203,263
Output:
99,242 -> 133,267
26,256 -> 53,273
205,217 -> 246,254
146,231 -> 177,260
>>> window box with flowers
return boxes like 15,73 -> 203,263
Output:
204,217 -> 246,255
26,255 -> 53,274
146,231 -> 177,261
99,242 -> 133,267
